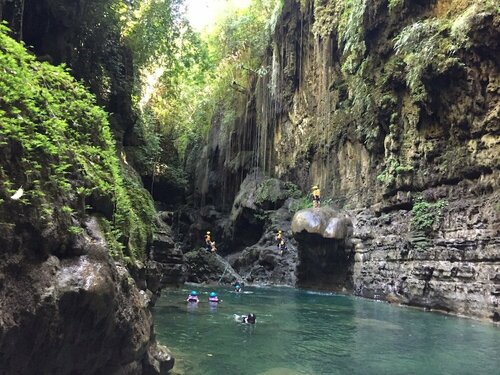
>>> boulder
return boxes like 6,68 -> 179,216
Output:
292,207 -> 353,239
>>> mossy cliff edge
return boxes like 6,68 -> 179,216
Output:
0,25 -> 172,374
190,0 -> 499,321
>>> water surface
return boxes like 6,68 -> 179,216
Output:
153,286 -> 500,375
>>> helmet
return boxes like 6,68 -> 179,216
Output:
312,185 -> 318,189
278,230 -> 282,233
206,231 -> 211,234
190,290 -> 198,296
209,292 -> 217,297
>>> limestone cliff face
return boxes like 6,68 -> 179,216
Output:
193,0 -> 499,321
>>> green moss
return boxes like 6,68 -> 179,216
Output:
411,196 -> 448,232
393,18 -> 464,103
255,178 -> 302,207
289,196 -> 313,213
388,0 -> 404,12
0,23 -> 154,262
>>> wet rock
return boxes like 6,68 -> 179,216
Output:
0,217 -> 173,375
184,249 -> 240,285
143,211 -> 185,304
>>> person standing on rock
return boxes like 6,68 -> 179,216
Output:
312,185 -> 321,208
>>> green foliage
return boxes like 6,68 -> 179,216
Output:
0,24 -> 154,261
388,0 -> 404,12
411,196 -> 448,232
289,196 -> 313,213
255,178 -> 302,206
394,18 -> 462,103
377,157 -> 413,185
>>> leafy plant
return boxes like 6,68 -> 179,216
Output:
411,196 -> 448,232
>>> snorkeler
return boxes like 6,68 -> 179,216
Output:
208,291 -> 220,303
186,290 -> 199,303
242,313 -> 256,324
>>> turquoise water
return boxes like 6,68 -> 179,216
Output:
153,286 -> 500,375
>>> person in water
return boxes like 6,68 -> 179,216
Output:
186,290 -> 199,303
204,231 -> 212,251
208,291 -> 220,303
234,282 -> 243,292
242,313 -> 256,324
311,185 -> 321,208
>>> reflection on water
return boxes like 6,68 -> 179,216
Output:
153,287 -> 500,375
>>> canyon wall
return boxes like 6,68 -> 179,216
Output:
192,0 -> 499,321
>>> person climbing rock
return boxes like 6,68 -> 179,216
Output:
186,290 -> 199,303
204,231 -> 212,251
311,185 -> 321,208
208,291 -> 221,303
276,230 -> 287,255
278,238 -> 288,256
275,230 -> 283,248
210,240 -> 217,253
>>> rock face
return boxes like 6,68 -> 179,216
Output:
229,203 -> 298,286
292,208 -> 354,291
144,211 -> 185,304
351,182 -> 499,321
187,0 -> 500,320
184,250 -> 240,285
0,217 -> 174,375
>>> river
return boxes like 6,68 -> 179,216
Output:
153,286 -> 500,375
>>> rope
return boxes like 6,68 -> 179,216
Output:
218,263 -> 229,284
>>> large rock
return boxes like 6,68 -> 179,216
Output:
292,207 -> 353,239
184,249 -> 240,285
144,212 -> 185,303
0,217 -> 174,375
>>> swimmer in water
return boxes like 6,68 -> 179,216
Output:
234,313 -> 256,324
234,282 -> 243,292
208,291 -> 221,303
186,290 -> 199,303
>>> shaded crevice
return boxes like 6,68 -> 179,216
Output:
229,207 -> 265,255
295,232 -> 353,292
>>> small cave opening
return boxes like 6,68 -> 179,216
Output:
295,232 -> 353,292
227,207 -> 265,255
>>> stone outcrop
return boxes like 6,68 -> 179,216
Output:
292,207 -> 354,291
0,216 -> 174,375
143,211 -> 185,304
291,207 -> 353,239
228,203 -> 298,286
184,250 -> 240,285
